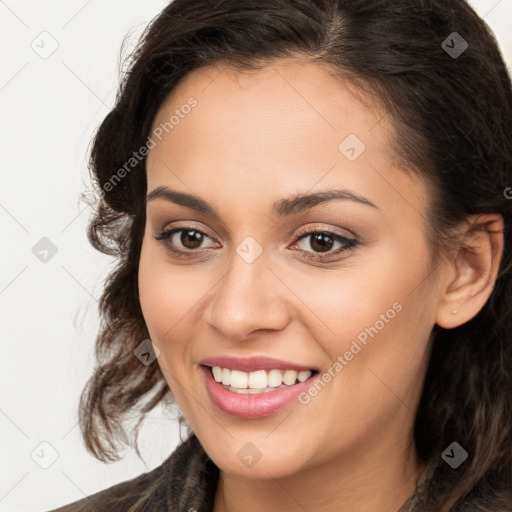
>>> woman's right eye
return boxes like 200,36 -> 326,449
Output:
153,227 -> 218,256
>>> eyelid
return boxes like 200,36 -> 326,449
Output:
291,223 -> 357,241
159,220 -> 219,242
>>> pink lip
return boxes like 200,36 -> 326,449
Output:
200,365 -> 317,419
199,356 -> 315,372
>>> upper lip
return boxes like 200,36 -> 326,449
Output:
199,356 -> 316,372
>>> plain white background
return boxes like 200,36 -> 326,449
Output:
1,1 -> 511,510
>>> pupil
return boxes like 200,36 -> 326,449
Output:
182,230 -> 203,249
311,233 -> 333,252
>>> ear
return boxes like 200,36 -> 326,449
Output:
435,213 -> 504,329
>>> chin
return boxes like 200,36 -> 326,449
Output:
199,434 -> 312,480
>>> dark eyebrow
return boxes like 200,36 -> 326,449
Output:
146,186 -> 379,217
272,189 -> 379,216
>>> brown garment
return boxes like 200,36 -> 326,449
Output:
46,435 -> 219,512
46,434 -> 429,511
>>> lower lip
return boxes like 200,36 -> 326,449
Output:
200,365 -> 317,419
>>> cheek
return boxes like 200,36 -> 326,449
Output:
138,240 -> 199,343
138,254 -> 166,337
293,237 -> 435,405
137,242 -> 206,407
289,243 -> 429,354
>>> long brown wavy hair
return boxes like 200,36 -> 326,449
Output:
78,0 -> 512,509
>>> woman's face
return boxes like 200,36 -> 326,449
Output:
139,59 -> 443,479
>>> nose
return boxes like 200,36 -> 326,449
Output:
206,249 -> 290,341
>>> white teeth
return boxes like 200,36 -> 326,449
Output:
248,370 -> 267,389
297,370 -> 311,382
282,370 -> 298,385
210,366 -> 313,392
267,369 -> 283,387
212,366 -> 223,382
230,370 -> 248,389
221,368 -> 231,386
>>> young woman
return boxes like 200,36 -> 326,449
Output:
49,0 -> 512,510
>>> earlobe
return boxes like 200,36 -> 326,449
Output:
435,213 -> 504,329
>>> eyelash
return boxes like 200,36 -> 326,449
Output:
153,225 -> 359,263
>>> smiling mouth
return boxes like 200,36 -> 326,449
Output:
205,365 -> 319,394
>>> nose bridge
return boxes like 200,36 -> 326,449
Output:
207,242 -> 289,339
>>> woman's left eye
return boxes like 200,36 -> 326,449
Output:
291,230 -> 359,261
153,226 -> 359,262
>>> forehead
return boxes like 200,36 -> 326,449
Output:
145,59 -> 429,222
150,59 -> 390,151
